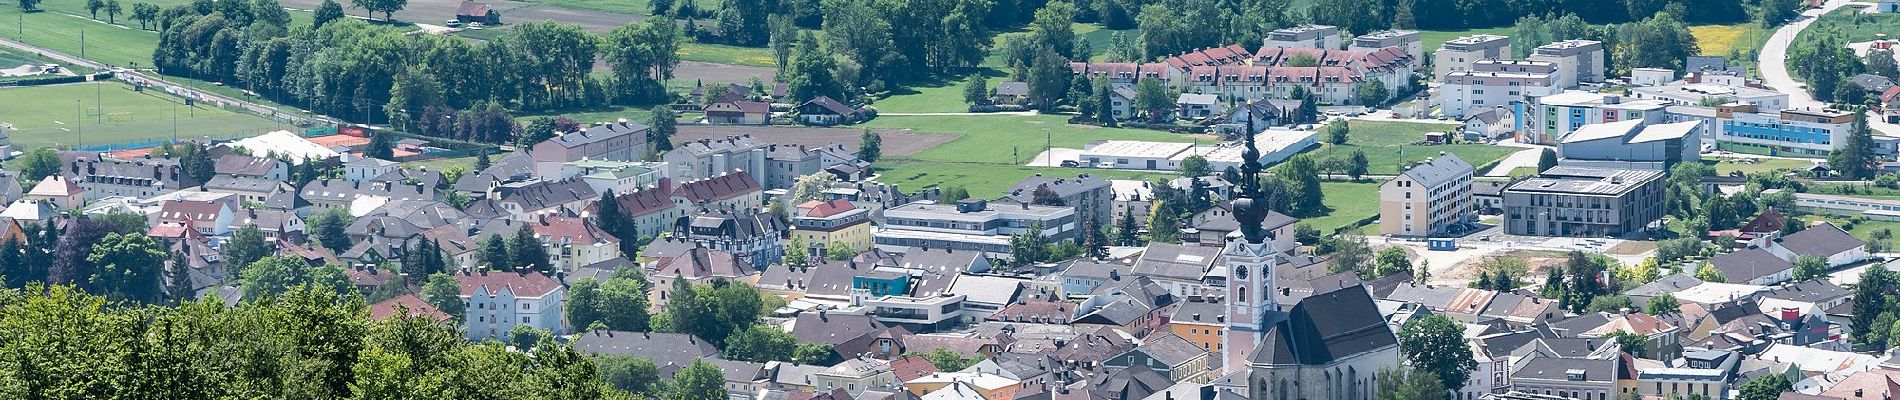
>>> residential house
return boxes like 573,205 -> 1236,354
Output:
25,175 -> 83,209
458,270 -> 566,341
1130,242 -> 1222,297
525,215 -> 623,271
707,100 -> 770,125
466,178 -> 597,221
299,179 -> 434,213
343,158 -> 399,182
454,0 -> 500,24
214,155 -> 288,180
1104,333 -> 1213,384
598,180 -> 685,240
571,331 -> 720,378
798,96 -> 862,125
791,199 -> 874,258
66,155 -> 196,201
1176,93 -> 1222,119
198,175 -> 292,204
154,199 -> 235,236
1463,107 -> 1516,140
1762,222 -> 1869,268
993,81 -> 1030,104
1167,298 -> 1225,354
368,294 -> 454,322
651,246 -> 756,308
672,206 -> 785,270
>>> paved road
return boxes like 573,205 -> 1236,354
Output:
1757,0 -> 1900,135
0,36 -> 326,129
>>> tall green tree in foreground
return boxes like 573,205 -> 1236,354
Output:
1397,315 -> 1476,391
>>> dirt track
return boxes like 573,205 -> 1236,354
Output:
676,125 -> 957,158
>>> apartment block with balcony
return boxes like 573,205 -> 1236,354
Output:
1438,60 -> 1561,118
1381,153 -> 1476,237
1351,30 -> 1423,66
1434,34 -> 1511,80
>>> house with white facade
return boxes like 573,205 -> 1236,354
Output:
458,270 -> 566,341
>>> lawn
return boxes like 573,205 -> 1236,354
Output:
1306,181 -> 1382,234
678,42 -> 777,68
0,82 -> 292,150
1800,8 -> 1900,43
0,9 -> 163,69
863,114 -> 1216,164
1812,214 -> 1900,243
1313,120 -> 1518,175
1703,157 -> 1813,175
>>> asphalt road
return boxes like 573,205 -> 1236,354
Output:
0,36 -> 325,129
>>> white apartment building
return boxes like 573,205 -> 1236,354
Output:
1438,60 -> 1561,118
1261,24 -> 1341,50
1526,40 -> 1606,89
459,270 -> 566,341
1351,30 -> 1423,67
1380,153 -> 1476,237
1522,91 -> 1667,145
1434,34 -> 1511,80
662,135 -> 768,182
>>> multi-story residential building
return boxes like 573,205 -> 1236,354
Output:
1260,24 -> 1340,50
671,206 -> 784,270
790,199 -> 872,258
1526,40 -> 1606,88
811,357 -> 898,398
66,154 -> 198,201
1166,298 -> 1225,354
343,158 -> 400,182
1509,353 -> 1621,400
1002,173 -> 1113,222
596,179 -> 684,240
1557,120 -> 1703,170
1629,83 -> 1788,112
1522,91 -> 1667,145
198,175 -> 292,205
1350,30 -> 1423,66
25,175 -> 82,209
458,270 -> 565,341
1502,167 -> 1666,237
1071,42 -> 1415,106
530,120 -> 648,164
1634,368 -> 1729,399
674,171 -> 763,212
1715,106 -> 1854,158
527,215 -> 622,271
1379,153 -> 1475,237
874,199 -> 1076,256
1438,60 -> 1562,118
214,155 -> 288,181
663,135 -> 767,183
1434,34 -> 1511,80
465,178 -> 597,221
765,144 -> 826,190
1104,333 -> 1214,384
298,179 -> 435,211
155,199 -> 236,236
552,159 -> 668,195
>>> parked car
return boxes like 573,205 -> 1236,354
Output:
445,19 -> 463,27
1060,160 -> 1080,167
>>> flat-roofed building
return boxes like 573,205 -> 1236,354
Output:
1522,91 -> 1668,145
1629,83 -> 1789,112
1557,120 -> 1703,170
1502,167 -> 1666,237
1438,60 -> 1562,117
1380,153 -> 1475,237
1188,130 -> 1317,170
1350,30 -> 1423,66
1077,140 -> 1196,170
1434,34 -> 1511,80
874,199 -> 1076,257
1715,106 -> 1854,158
1261,24 -> 1341,50
1527,40 -> 1606,88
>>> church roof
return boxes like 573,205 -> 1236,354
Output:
1248,284 -> 1397,366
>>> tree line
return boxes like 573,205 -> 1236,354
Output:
152,0 -> 682,138
1318,0 -> 1748,34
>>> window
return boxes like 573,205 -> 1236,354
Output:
522,316 -> 531,323
522,303 -> 531,310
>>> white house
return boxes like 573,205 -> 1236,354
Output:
458,270 -> 566,341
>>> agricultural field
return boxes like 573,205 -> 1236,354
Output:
0,82 -> 292,150
1315,120 -> 1518,175
677,42 -> 777,68
863,114 -> 1216,164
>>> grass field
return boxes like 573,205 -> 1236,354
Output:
1314,120 -> 1518,175
1307,181 -> 1382,234
1801,8 -> 1900,43
864,114 -> 1216,163
1813,214 -> 1900,243
0,4 -> 319,69
1703,157 -> 1813,175
0,83 -> 292,150
677,42 -> 777,68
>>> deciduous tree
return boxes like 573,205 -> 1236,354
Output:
1397,315 -> 1476,391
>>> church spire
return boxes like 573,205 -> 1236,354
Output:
1231,111 -> 1270,244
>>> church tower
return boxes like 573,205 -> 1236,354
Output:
1222,116 -> 1281,374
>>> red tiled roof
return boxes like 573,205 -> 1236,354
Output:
804,199 -> 856,218
887,355 -> 941,382
606,180 -> 676,217
370,294 -> 454,322
1883,85 -> 1900,103
455,0 -> 492,16
676,171 -> 760,204
531,215 -> 620,246
346,266 -> 394,287
458,270 -> 562,298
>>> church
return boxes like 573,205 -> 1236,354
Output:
1213,124 -> 1402,400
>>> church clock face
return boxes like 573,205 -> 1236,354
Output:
1234,265 -> 1248,280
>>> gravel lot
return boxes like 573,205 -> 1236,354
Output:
676,125 -> 957,158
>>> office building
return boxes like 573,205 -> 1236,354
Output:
1502,167 -> 1666,237
1629,83 -> 1789,112
874,199 -> 1076,256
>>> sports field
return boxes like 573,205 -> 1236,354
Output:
0,83 -> 292,150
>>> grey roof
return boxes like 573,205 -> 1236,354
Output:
204,175 -> 288,193
1381,283 -> 1462,307
454,151 -> 534,193
1130,333 -> 1206,367
1169,299 -> 1224,324
496,178 -> 597,212
1473,329 -> 1548,358
1250,284 -> 1397,366
1774,222 -> 1864,257
1089,366 -> 1171,400
1061,261 -> 1133,281
674,135 -> 766,157
1759,279 -> 1850,303
1542,313 -> 1613,338
1056,327 -> 1138,365
1399,153 -> 1473,186
1077,297 -> 1155,325
1685,56 -> 1732,74
570,331 -> 719,376
1512,354 -> 1615,383
1708,248 -> 1795,283
995,81 -> 1029,97
548,120 -> 648,149
1003,174 -> 1111,202
345,157 -> 398,168
1852,73 -> 1897,92
792,311 -> 889,346
300,179 -> 433,204
1131,243 -> 1220,281
1506,167 -> 1664,196
215,155 -> 281,177
1624,273 -> 1704,299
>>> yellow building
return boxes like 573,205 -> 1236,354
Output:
1167,299 -> 1225,354
790,199 -> 873,259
